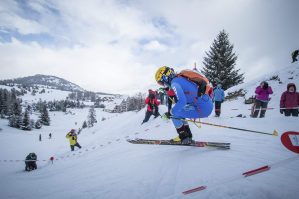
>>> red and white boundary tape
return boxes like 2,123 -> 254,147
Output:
0,122 -> 163,164
0,137 -> 124,164
181,156 -> 299,197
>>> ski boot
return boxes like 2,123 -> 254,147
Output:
170,136 -> 181,143
174,125 -> 193,145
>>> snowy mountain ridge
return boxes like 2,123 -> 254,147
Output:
0,74 -> 85,92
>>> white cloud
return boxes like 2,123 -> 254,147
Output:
0,0 -> 298,94
0,1 -> 48,34
0,38 -> 156,94
143,40 -> 168,52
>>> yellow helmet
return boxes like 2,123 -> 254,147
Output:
155,66 -> 175,86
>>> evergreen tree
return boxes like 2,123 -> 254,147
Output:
0,90 -> 3,113
8,114 -> 17,127
126,93 -> 145,111
35,120 -> 42,129
0,110 -> 4,119
202,30 -> 244,90
15,115 -> 23,129
82,121 -> 87,129
87,106 -> 97,127
22,108 -> 32,130
40,104 -> 50,126
8,100 -> 23,128
3,90 -> 10,115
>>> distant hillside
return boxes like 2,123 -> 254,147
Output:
0,74 -> 85,92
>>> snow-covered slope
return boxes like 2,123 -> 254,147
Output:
0,64 -> 299,199
225,63 -> 299,108
0,84 -> 123,107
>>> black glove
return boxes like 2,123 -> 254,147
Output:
280,109 -> 284,114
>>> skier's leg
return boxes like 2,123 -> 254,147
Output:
142,111 -> 152,124
250,102 -> 255,117
28,162 -> 34,170
196,94 -> 213,117
184,124 -> 192,139
291,109 -> 299,117
259,101 -> 268,118
215,101 -> 221,116
70,145 -> 74,151
33,162 -> 37,170
284,109 -> 291,116
154,106 -> 160,118
25,162 -> 29,171
252,100 -> 261,118
172,117 -> 191,144
292,53 -> 298,63
167,97 -> 173,113
75,142 -> 82,149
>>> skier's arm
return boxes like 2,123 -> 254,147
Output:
171,82 -> 187,115
221,90 -> 225,101
66,133 -> 71,138
144,97 -> 150,105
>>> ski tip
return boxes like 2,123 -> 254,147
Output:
272,130 -> 279,136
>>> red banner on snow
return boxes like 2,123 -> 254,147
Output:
242,165 -> 270,177
182,186 -> 207,195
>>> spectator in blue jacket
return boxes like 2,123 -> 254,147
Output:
213,84 -> 225,117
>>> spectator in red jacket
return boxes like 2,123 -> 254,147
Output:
280,83 -> 299,117
142,89 -> 160,124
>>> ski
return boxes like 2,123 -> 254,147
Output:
127,138 -> 230,149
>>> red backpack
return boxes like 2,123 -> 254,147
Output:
177,69 -> 212,97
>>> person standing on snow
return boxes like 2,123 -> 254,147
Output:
25,153 -> 37,171
157,88 -> 166,105
155,66 -> 213,144
213,84 -> 225,117
280,83 -> 299,117
291,49 -> 299,63
141,89 -> 160,124
252,81 -> 273,118
66,129 -> 82,151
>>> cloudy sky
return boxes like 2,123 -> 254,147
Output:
0,0 -> 298,94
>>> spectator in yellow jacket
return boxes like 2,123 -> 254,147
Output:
66,129 -> 82,151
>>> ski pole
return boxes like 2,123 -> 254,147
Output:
170,117 -> 278,136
